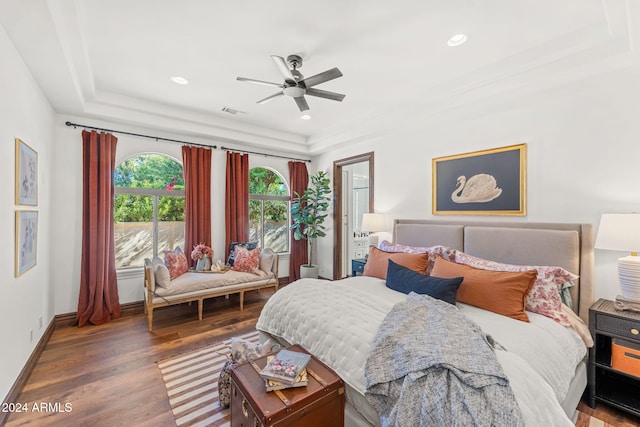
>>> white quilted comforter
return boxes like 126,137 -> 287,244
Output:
256,276 -> 587,427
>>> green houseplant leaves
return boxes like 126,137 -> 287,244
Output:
290,170 -> 331,267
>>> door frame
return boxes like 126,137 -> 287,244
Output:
333,152 -> 374,280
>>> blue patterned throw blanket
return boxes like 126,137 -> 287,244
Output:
365,293 -> 524,427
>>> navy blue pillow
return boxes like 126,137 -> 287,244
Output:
385,260 -> 463,305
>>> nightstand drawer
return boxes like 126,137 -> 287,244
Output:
351,259 -> 367,276
352,261 -> 365,273
597,314 -> 640,341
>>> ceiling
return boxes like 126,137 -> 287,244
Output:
1,0 -> 638,154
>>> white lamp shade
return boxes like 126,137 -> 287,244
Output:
595,213 -> 640,301
595,213 -> 640,253
361,213 -> 385,233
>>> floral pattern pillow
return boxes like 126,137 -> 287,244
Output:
453,251 -> 578,326
163,246 -> 189,280
227,241 -> 258,266
231,246 -> 261,274
379,241 -> 456,275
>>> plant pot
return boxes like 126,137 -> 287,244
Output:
300,265 -> 319,279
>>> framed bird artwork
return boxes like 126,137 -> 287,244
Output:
432,144 -> 526,216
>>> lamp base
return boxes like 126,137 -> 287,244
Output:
618,256 -> 640,301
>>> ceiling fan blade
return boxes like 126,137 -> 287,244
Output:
256,92 -> 284,104
237,77 -> 284,88
271,55 -> 296,85
300,67 -> 343,88
305,87 -> 346,102
294,96 -> 310,112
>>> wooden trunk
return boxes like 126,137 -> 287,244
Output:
230,344 -> 345,427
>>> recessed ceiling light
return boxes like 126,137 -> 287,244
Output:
170,76 -> 189,85
300,113 -> 311,120
447,33 -> 468,47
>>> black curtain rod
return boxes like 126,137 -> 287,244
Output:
65,121 -> 312,163
65,121 -> 217,149
220,146 -> 311,163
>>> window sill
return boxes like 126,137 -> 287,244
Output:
117,267 -> 144,281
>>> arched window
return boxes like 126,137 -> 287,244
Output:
249,167 -> 289,253
114,154 -> 185,269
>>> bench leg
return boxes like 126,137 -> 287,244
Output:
198,299 -> 203,320
239,291 -> 245,311
147,307 -> 154,332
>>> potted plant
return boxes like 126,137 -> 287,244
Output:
290,170 -> 331,279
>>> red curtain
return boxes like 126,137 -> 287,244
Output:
76,130 -> 120,327
288,161 -> 309,281
182,146 -> 212,266
225,152 -> 249,259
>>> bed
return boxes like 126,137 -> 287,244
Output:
256,219 -> 595,426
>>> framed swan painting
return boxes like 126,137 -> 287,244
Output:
432,144 -> 526,216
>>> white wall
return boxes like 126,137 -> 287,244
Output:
314,64 -> 640,302
0,25 -> 55,402
51,116 -> 292,314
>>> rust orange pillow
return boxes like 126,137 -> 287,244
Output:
430,256 -> 537,322
363,247 -> 429,279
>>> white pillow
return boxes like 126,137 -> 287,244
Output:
152,257 -> 171,288
259,250 -> 275,273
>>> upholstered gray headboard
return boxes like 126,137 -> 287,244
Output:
393,219 -> 594,322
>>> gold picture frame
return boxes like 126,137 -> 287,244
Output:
15,210 -> 38,277
432,144 -> 526,216
15,138 -> 38,206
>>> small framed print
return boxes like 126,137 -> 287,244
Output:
15,138 -> 38,206
15,210 -> 38,277
432,144 -> 526,216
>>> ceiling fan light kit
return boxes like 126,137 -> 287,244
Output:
237,54 -> 345,113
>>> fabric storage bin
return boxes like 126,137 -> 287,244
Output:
612,338 -> 640,378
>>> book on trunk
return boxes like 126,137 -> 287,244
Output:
259,349 -> 311,385
264,365 -> 308,391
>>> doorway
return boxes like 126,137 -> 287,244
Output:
333,152 -> 374,280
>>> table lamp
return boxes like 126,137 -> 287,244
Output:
595,213 -> 640,301
361,213 -> 386,248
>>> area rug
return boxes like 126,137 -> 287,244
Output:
157,330 -> 259,427
159,330 -> 602,427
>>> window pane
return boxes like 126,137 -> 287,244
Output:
115,154 -> 184,190
249,168 -> 287,196
115,194 -> 154,269
249,199 -> 262,246
159,195 -> 185,222
114,194 -> 153,222
158,221 -> 185,254
158,195 -> 185,253
263,200 -> 289,252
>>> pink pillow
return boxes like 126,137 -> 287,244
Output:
232,247 -> 261,274
163,247 -> 189,280
453,251 -> 578,326
379,241 -> 456,275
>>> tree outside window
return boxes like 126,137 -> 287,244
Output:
114,154 -> 185,269
249,167 -> 289,253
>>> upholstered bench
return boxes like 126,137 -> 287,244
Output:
143,248 -> 278,331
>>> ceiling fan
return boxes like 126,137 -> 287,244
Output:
237,54 -> 345,112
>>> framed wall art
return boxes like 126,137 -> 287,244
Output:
15,138 -> 38,206
432,143 -> 526,216
15,210 -> 38,277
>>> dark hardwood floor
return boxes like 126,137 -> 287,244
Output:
3,286 -> 640,426
4,290 -> 272,427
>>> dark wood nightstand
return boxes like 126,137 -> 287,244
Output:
352,258 -> 367,276
589,298 -> 640,416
